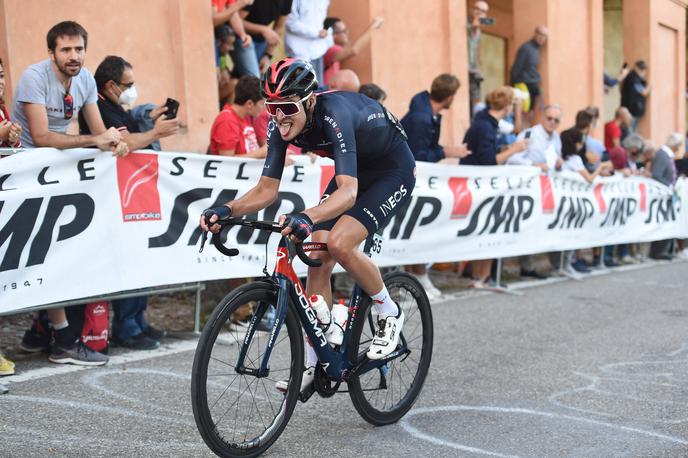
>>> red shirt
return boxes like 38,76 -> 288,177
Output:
323,45 -> 342,86
209,105 -> 259,156
604,120 -> 622,151
0,105 -> 20,148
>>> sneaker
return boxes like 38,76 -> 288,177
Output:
620,255 -> 636,265
413,273 -> 441,297
470,278 -> 489,289
49,342 -> 109,366
604,259 -> 620,267
142,325 -> 166,341
114,333 -> 160,351
571,259 -> 592,273
20,329 -> 51,353
0,355 -> 15,376
275,366 -> 315,393
520,268 -> 549,280
367,309 -> 405,360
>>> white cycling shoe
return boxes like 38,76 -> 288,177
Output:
275,366 -> 315,393
366,309 -> 405,360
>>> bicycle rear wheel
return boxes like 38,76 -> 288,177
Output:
191,282 -> 303,457
347,271 -> 433,425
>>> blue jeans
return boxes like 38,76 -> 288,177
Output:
310,56 -> 324,86
112,296 -> 149,340
230,37 -> 260,77
253,40 -> 267,62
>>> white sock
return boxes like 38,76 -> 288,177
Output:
304,336 -> 317,368
370,287 -> 399,318
52,320 -> 69,330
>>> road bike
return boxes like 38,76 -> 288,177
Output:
191,218 -> 433,457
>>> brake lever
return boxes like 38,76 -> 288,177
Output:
199,230 -> 209,253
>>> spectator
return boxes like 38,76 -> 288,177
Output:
210,75 -> 266,157
621,60 -> 650,132
510,25 -> 548,123
462,87 -> 528,287
215,24 -> 236,107
0,57 -> 22,147
507,104 -> 562,172
561,127 -> 612,182
14,21 -> 128,366
322,16 -> 384,86
241,0 -> 292,73
507,104 -> 563,279
401,74 -> 470,165
328,69 -> 360,92
79,56 -> 179,151
213,0 -> 259,77
359,83 -> 386,104
584,105 -> 605,170
604,63 -> 630,94
285,0 -> 331,83
604,107 -> 632,150
467,0 -> 490,113
401,74 -> 470,298
649,132 -> 681,260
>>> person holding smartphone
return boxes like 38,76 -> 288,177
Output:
78,55 -> 179,152
467,1 -> 493,114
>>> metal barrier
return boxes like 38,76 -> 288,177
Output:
1,282 -> 207,334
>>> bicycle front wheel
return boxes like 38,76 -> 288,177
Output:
191,282 -> 304,457
348,271 -> 433,425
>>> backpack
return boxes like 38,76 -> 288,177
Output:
66,302 -> 110,353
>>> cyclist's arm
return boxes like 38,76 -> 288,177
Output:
225,175 -> 280,216
304,174 -> 357,224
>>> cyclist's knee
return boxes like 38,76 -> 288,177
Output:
327,231 -> 357,265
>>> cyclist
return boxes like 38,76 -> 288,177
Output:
200,58 -> 416,391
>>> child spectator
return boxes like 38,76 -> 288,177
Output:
209,75 -> 266,157
213,0 -> 259,77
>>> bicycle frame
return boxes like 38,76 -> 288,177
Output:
233,235 -> 410,382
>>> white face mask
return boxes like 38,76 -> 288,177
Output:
498,118 -> 514,135
118,85 -> 138,106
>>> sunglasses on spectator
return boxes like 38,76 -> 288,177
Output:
63,92 -> 74,120
546,116 -> 560,124
265,93 -> 312,117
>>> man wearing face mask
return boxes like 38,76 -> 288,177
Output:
78,55 -> 179,151
77,55 -> 177,350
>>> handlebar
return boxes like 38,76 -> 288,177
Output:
201,218 -> 322,267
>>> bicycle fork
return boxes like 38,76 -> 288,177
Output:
234,280 -> 289,378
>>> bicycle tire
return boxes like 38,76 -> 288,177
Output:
191,282 -> 304,457
347,271 -> 433,426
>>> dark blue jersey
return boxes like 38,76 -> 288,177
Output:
262,91 -> 407,179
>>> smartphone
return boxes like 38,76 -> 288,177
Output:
622,62 -> 628,69
164,98 -> 180,119
479,17 -> 495,26
525,130 -> 532,139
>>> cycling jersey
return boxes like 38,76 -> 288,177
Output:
262,91 -> 407,179
262,90 -> 415,235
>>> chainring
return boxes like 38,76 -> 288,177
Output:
313,363 -> 341,398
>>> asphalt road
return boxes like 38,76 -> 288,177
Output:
3,260 -> 688,457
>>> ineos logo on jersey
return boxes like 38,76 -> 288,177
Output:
379,184 -> 408,217
116,153 -> 161,222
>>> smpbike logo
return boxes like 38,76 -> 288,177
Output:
116,153 -> 161,222
448,177 -> 472,219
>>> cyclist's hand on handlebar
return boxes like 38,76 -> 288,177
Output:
200,205 -> 232,233
280,212 -> 313,242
